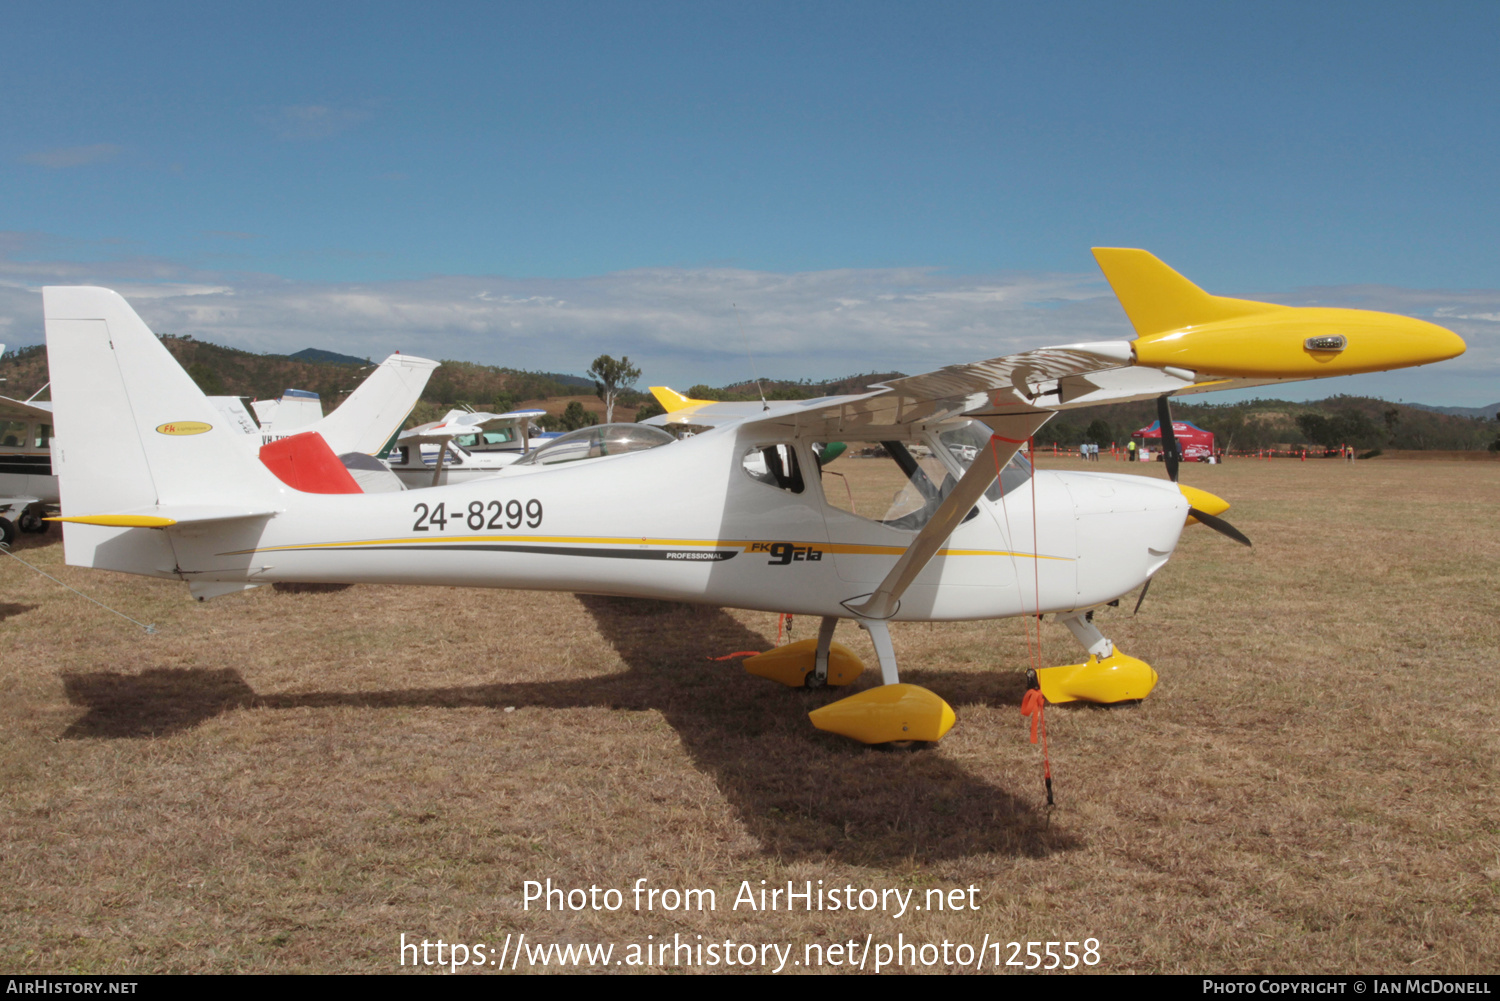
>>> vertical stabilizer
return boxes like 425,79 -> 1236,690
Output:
44,287 -> 283,570
301,354 -> 439,455
265,389 -> 324,435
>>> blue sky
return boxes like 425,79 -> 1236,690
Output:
3,1 -> 1497,405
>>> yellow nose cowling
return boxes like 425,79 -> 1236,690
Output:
1178,483 -> 1230,526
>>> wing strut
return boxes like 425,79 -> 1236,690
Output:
844,413 -> 1050,620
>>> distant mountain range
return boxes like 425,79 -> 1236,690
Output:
288,347 -> 371,366
1404,401 -> 1500,421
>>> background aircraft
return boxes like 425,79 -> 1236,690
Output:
388,408 -> 549,488
0,392 -> 55,543
235,353 -> 439,456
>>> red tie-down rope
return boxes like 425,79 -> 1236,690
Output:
710,613 -> 795,661
1020,687 -> 1054,806
991,434 -> 1055,807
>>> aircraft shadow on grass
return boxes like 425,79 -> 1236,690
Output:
59,596 -> 1073,862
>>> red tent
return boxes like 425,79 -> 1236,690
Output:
1135,419 -> 1215,461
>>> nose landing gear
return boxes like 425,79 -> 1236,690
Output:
1036,610 -> 1158,704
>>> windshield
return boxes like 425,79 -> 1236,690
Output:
937,420 -> 1033,499
513,423 -> 676,466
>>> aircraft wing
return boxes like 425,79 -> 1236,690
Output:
648,341 -> 1182,437
0,395 -> 55,422
648,248 -> 1464,438
399,408 -> 547,444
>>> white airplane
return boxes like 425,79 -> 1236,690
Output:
0,393 -> 56,543
250,388 -> 325,438
39,249 -> 1465,744
387,408 -> 549,488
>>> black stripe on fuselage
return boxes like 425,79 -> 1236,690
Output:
281,543 -> 739,562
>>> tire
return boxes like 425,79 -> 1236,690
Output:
0,518 -> 15,547
17,506 -> 46,534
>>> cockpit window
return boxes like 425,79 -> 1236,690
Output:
741,444 -> 804,494
815,422 -> 1033,531
814,439 -> 958,530
514,422 -> 676,466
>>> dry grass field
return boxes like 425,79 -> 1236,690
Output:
1,457 -> 1496,974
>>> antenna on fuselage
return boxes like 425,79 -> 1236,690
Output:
732,303 -> 769,412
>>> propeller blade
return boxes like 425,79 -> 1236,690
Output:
1188,508 -> 1253,547
1156,395 -> 1180,483
1133,576 -> 1153,615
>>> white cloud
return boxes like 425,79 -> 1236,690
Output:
21,144 -> 122,168
263,104 -> 373,141
107,284 -> 234,300
1434,306 -> 1500,323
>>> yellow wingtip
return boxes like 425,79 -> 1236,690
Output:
650,386 -> 716,413
1094,248 -> 1466,379
1091,247 -> 1276,339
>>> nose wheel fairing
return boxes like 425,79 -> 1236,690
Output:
1039,610 -> 1158,704
1036,650 -> 1158,704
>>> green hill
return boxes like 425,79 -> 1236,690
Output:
289,347 -> 371,366
0,338 -> 594,420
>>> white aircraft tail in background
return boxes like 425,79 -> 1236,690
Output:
238,355 -> 438,455
250,389 -> 323,437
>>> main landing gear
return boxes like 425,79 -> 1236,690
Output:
742,607 -> 1158,744
740,616 -> 956,745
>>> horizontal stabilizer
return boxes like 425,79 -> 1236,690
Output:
50,504 -> 279,528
